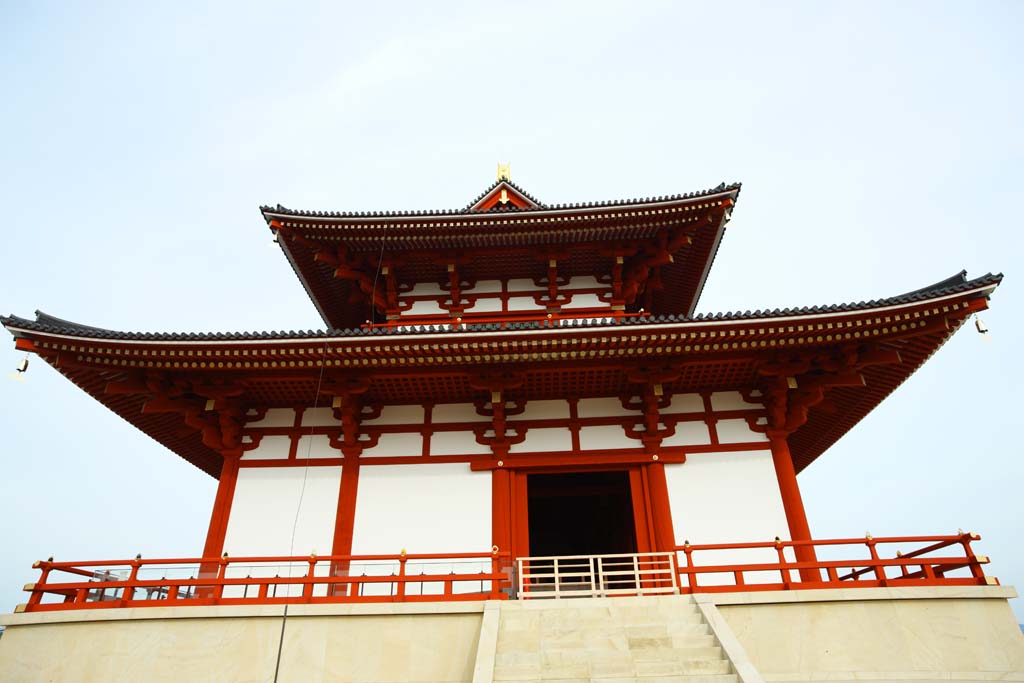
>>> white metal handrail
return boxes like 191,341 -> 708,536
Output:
516,552 -> 678,599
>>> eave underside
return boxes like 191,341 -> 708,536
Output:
267,194 -> 735,329
4,272 -> 999,478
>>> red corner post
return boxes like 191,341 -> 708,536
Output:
768,433 -> 820,582
202,453 -> 240,559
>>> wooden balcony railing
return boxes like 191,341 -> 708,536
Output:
18,551 -> 512,613
15,534 -> 995,612
674,532 -> 994,593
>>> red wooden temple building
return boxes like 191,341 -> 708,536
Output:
1,170 -> 1020,682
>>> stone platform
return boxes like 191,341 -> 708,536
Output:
0,586 -> 1021,682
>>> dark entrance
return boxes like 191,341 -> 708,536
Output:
526,470 -> 637,557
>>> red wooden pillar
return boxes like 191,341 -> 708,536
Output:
330,460 -> 361,595
202,453 -> 240,559
645,463 -> 677,552
332,460 -> 360,555
768,434 -> 820,581
492,468 -> 512,555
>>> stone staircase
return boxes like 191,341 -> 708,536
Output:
491,594 -> 739,682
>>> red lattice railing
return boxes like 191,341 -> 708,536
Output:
15,534 -> 994,612
19,551 -> 513,613
675,533 -> 994,592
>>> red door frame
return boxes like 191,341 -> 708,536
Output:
496,462 -> 676,560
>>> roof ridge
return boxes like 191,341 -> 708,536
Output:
259,181 -> 742,221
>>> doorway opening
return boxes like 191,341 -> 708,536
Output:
526,470 -> 637,558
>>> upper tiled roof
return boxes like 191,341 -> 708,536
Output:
1,271 -> 1001,343
464,178 -> 546,211
259,182 -> 741,220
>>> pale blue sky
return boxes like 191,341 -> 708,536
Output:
1,1 -> 1021,618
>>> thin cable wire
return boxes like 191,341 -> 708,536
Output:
275,224 -> 386,680
273,341 -> 330,683
368,228 -> 388,325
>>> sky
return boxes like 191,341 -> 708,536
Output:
1,1 -> 1021,620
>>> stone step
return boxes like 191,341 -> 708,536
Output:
633,658 -> 732,676
629,644 -> 723,661
531,620 -> 707,640
498,629 -> 719,655
632,676 -> 738,683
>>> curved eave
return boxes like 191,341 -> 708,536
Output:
260,183 -> 739,222
3,273 -> 1001,477
265,189 -> 739,328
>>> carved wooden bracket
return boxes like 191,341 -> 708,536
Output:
110,373 -> 257,454
755,343 -> 902,435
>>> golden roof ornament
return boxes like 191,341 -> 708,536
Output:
496,163 -> 511,182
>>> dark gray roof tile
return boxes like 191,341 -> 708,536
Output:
2,272 -> 1002,344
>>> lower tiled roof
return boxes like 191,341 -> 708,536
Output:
1,272 -> 1001,343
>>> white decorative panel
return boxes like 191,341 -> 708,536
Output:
665,393 -> 705,414
509,427 -> 573,454
577,397 -> 635,418
578,425 -> 638,451
664,451 -> 789,585
564,276 -> 600,290
468,297 -> 502,313
467,279 -> 502,294
507,278 -> 545,292
301,407 -> 337,427
660,421 -> 712,447
246,408 -> 296,428
562,293 -> 604,309
429,430 -> 492,456
710,391 -> 756,412
407,282 -> 444,296
515,399 -> 570,422
223,466 -> 342,557
507,296 -> 544,310
351,464 -> 491,554
716,419 -> 769,444
432,403 -> 490,423
361,432 -> 423,457
405,300 -> 446,316
363,405 -> 424,425
295,434 -> 338,459
241,435 -> 292,461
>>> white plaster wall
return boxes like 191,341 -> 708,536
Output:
466,279 -> 502,294
562,293 -> 604,309
660,421 -> 711,447
578,425 -> 638,451
710,391 -> 757,412
716,419 -> 769,444
407,282 -> 445,296
404,300 -> 446,316
564,275 -> 600,290
665,393 -> 704,414
507,296 -> 544,310
363,405 -> 424,426
664,451 -> 789,586
295,434 -> 338,459
361,432 -> 423,457
577,397 -> 635,418
223,466 -> 342,557
247,408 -> 296,428
507,278 -> 545,292
467,297 -> 502,313
515,399 -> 570,421
301,407 -> 337,427
241,435 -> 292,461
508,427 -> 573,454
351,464 -> 491,555
429,430 -> 492,456
433,403 -> 490,423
